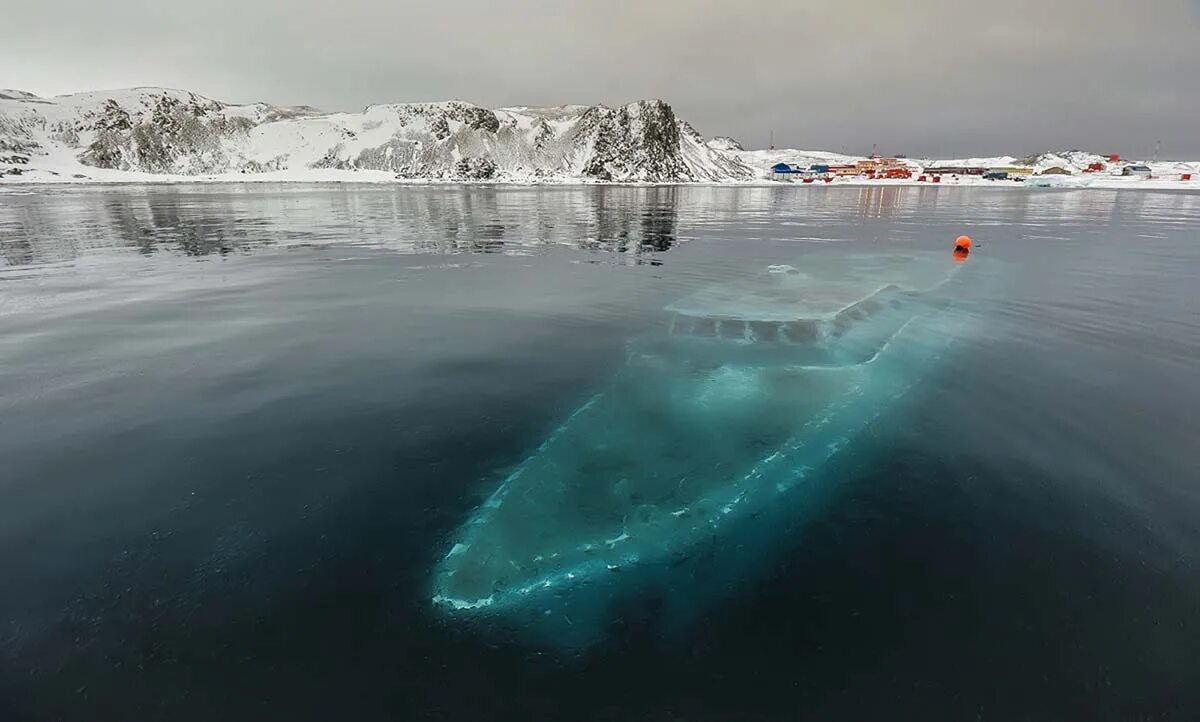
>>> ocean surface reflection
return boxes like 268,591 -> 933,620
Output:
1,184 -> 690,265
1,184 -> 1198,721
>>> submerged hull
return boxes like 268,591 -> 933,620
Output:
432,251 -> 967,636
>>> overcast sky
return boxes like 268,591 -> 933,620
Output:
3,0 -> 1198,157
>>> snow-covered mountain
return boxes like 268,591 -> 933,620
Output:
5,88 -> 1196,185
0,88 -> 752,182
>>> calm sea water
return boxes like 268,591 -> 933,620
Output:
1,185 -> 1198,721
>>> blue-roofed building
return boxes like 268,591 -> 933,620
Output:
772,162 -> 820,181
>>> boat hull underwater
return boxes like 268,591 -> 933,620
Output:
432,250 -> 971,646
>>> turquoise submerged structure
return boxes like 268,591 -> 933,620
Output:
433,250 -> 965,640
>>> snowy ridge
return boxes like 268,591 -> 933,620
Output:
706,136 -> 744,152
0,89 -> 42,101
3,87 -> 1198,186
0,88 -> 752,183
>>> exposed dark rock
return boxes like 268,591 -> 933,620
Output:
453,157 -> 497,180
580,100 -> 691,181
532,118 -> 554,150
430,115 -> 451,141
458,106 -> 500,133
354,138 -> 419,173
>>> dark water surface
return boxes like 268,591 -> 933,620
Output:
1,185 -> 1198,720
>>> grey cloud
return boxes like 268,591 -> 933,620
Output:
2,0 -> 1197,156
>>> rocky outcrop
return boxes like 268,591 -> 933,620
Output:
575,100 -> 689,181
79,94 -> 256,174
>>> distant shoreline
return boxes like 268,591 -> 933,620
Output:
6,88 -> 1198,191
4,175 -> 1198,192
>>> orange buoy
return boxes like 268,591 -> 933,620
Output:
954,235 -> 973,250
952,247 -> 969,264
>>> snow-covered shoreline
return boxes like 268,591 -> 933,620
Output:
4,172 -> 1197,192
3,86 -> 1197,191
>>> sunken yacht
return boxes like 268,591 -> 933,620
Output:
432,249 -> 969,637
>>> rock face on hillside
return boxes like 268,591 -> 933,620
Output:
79,95 -> 254,173
0,88 -> 752,182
